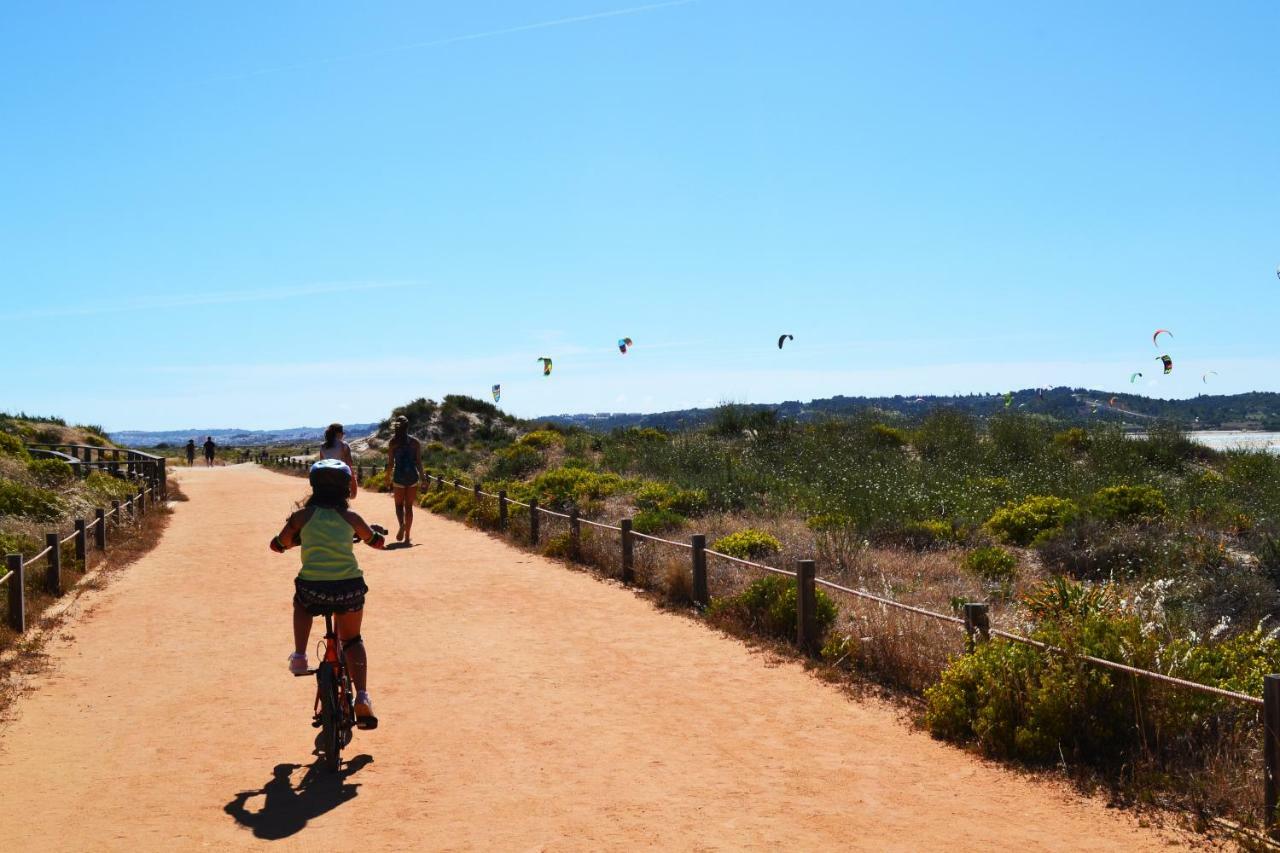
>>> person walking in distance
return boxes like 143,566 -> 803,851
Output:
185,439 -> 196,467
319,423 -> 358,500
203,435 -> 216,467
386,416 -> 423,544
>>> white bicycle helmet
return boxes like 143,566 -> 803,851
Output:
309,459 -> 352,489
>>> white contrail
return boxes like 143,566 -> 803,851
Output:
5,280 -> 410,320
215,0 -> 696,83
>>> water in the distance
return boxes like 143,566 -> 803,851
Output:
1187,431 -> 1280,454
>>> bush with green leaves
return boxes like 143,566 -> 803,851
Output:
524,466 -> 624,510
489,443 -> 543,479
1052,427 -> 1090,453
633,507 -> 686,535
0,432 -> 28,459
27,458 -> 74,487
872,519 -> 955,551
517,430 -> 564,450
961,546 -> 1018,584
710,574 -> 837,640
712,528 -> 782,560
0,479 -> 64,522
868,423 -> 908,448
634,481 -> 707,516
83,471 -> 144,505
1088,484 -> 1166,523
984,495 -> 1077,546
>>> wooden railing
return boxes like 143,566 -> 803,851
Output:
27,443 -> 166,500
1,477 -> 161,634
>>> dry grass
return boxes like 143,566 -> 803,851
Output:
0,498 -> 173,714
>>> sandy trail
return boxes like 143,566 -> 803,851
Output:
0,465 -> 1186,851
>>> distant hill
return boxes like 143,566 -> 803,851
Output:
110,423 -> 379,448
536,389 -> 1280,432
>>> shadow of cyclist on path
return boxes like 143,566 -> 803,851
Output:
224,753 -> 373,840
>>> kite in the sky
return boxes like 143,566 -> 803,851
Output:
1129,372 -> 1143,383
1152,329 -> 1173,347
1003,392 -> 1013,408
491,384 -> 501,403
1276,264 -> 1279,281
1157,354 -> 1173,374
617,337 -> 633,354
1109,396 -> 1118,407
777,334 -> 793,350
536,357 -> 553,376
1202,371 -> 1218,384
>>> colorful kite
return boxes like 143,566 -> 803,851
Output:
1152,329 -> 1173,347
617,337 -> 633,354
491,384 -> 501,403
777,334 -> 793,350
1129,372 -> 1143,383
1003,392 -> 1013,408
1156,354 -> 1173,374
536,357 -> 553,377
1109,396 -> 1118,407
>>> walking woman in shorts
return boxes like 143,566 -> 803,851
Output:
386,417 -> 423,544
319,423 -> 358,499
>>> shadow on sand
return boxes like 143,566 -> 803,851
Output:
224,752 -> 373,840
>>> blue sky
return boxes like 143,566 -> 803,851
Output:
2,1 -> 1277,430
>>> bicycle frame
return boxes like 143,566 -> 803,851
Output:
313,611 -> 355,768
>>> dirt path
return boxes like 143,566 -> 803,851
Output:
0,465 -> 1188,851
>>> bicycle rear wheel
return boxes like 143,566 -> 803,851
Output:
316,664 -> 342,771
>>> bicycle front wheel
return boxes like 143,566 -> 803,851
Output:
316,664 -> 342,771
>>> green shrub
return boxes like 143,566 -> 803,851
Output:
709,574 -> 837,640
712,528 -> 782,559
27,458 -> 74,487
0,531 -> 40,558
634,481 -> 708,516
912,409 -> 980,460
984,495 -> 1077,546
1052,427 -> 1090,452
527,466 -> 624,509
361,470 -> 390,492
873,519 -> 955,551
83,471 -> 139,505
633,507 -> 686,535
490,443 -> 543,479
0,432 -> 29,459
0,479 -> 64,522
1089,484 -> 1166,523
988,413 -> 1051,462
868,423 -> 908,448
962,546 -> 1018,584
517,430 -> 563,449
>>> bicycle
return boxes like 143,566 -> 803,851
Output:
294,609 -> 376,770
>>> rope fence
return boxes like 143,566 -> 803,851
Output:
3,468 -> 161,636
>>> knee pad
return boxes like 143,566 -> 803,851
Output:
343,633 -> 363,648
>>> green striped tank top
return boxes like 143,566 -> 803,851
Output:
298,507 -> 362,581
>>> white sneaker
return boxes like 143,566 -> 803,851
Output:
355,691 -> 378,729
288,652 -> 309,675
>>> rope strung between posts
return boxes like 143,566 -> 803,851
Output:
987,629 -> 1264,706
815,577 -> 967,626
630,530 -> 693,549
579,517 -> 622,532
704,547 -> 797,578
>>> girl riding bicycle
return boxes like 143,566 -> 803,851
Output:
270,459 -> 385,728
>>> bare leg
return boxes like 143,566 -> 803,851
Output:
293,604 -> 312,656
335,610 -> 366,693
393,488 -> 406,539
402,485 -> 419,542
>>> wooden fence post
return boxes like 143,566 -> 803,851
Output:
569,508 -> 581,560
963,603 -> 990,654
112,500 -> 121,527
498,491 -> 509,530
6,554 -> 24,632
529,499 -> 540,545
138,487 -> 146,514
1266,674 -> 1280,840
454,478 -> 462,493
473,482 -> 482,503
357,464 -> 364,483
796,559 -> 818,655
691,534 -> 708,608
74,519 -> 87,570
46,532 -> 61,595
620,519 -> 634,584
94,508 -> 106,549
